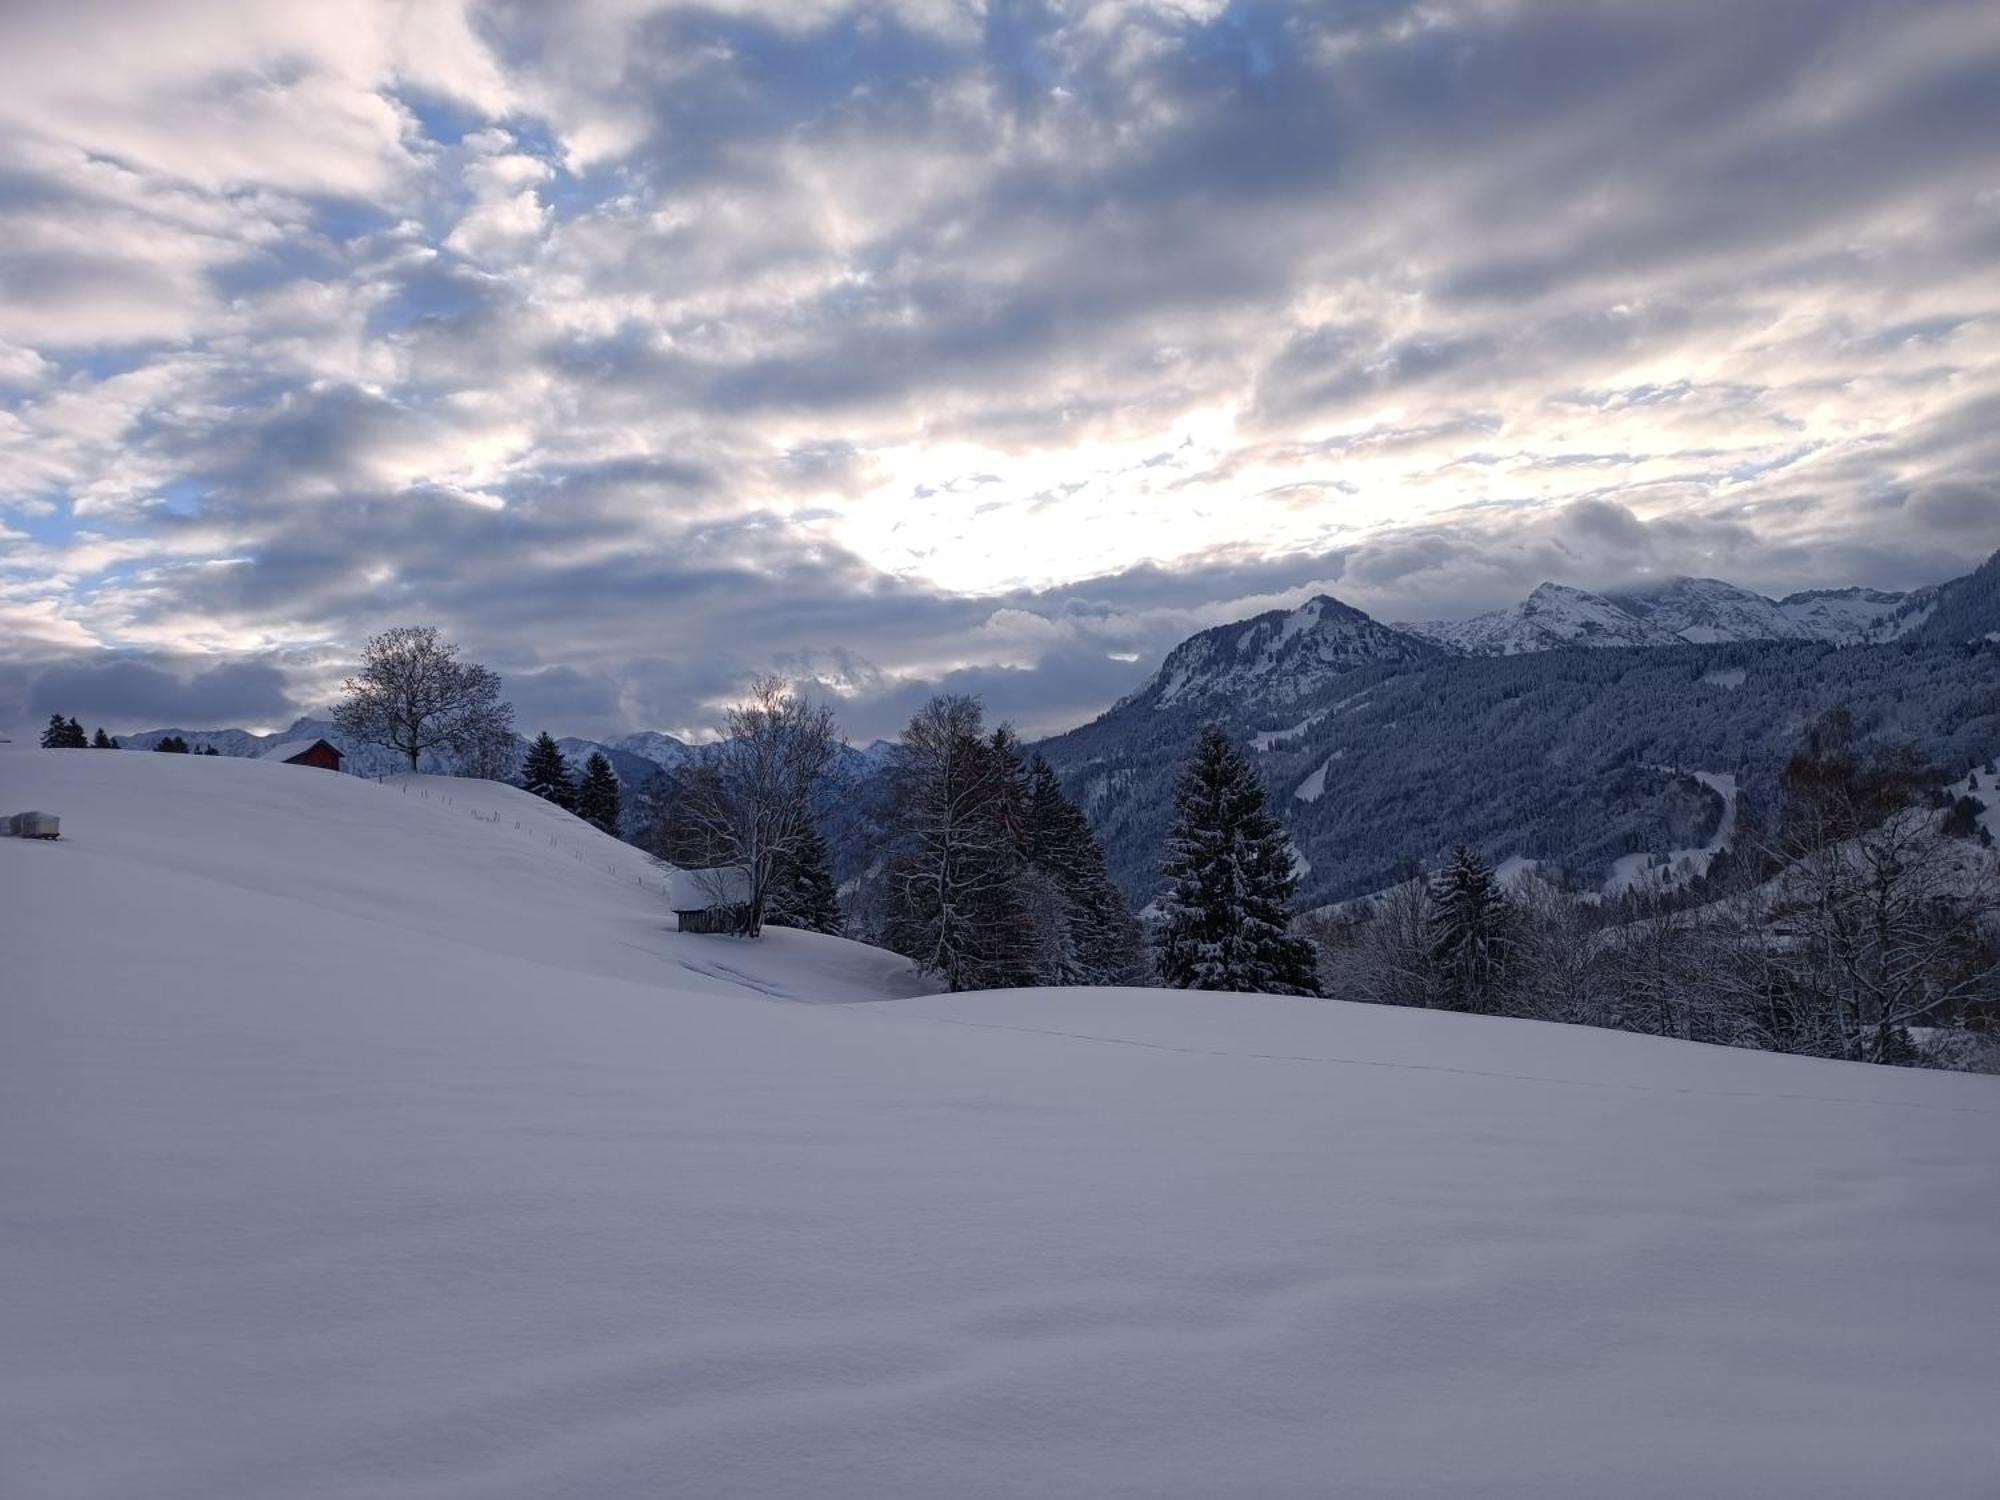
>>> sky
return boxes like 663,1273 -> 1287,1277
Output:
2,0 -> 1998,743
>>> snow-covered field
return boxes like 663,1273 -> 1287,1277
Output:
5,748 -> 2000,1498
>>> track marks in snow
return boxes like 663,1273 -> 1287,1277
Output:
866,1009 -> 2000,1118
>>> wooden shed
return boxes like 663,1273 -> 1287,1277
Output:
258,737 -> 344,772
667,865 -> 753,934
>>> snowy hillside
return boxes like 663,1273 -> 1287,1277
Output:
6,746 -> 2000,1498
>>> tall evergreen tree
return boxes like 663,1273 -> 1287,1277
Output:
1154,726 -> 1318,995
92,727 -> 115,748
763,822 -> 844,935
1021,755 -> 1146,985
521,731 -> 574,809
575,751 -> 622,834
1427,844 -> 1512,1014
65,716 -> 87,747
40,714 -> 69,748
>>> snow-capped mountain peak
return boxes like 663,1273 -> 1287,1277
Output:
1405,581 -> 1677,655
1605,576 -> 1818,644
1137,594 -> 1442,712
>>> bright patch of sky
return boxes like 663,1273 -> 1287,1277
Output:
3,0 -> 1999,738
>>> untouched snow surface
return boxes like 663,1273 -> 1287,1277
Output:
6,748 -> 2000,1499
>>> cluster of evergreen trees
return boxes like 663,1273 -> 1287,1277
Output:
151,735 -> 217,754
39,716 -> 99,748
521,731 -> 622,835
882,696 -> 1145,991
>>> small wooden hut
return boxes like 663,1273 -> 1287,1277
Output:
667,865 -> 753,934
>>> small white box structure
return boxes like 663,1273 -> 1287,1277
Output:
8,810 -> 61,839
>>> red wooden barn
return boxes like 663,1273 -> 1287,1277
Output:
257,736 -> 344,772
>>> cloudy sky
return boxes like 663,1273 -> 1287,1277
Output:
3,0 -> 1998,741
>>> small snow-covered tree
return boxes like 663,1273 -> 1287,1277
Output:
522,732 -> 574,809
1154,726 -> 1318,996
333,625 -> 512,774
575,751 -> 622,835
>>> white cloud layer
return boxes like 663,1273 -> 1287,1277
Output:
2,0 -> 1998,737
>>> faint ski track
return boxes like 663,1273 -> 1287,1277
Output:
859,1009 -> 2000,1117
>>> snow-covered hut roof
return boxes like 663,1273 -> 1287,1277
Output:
257,737 -> 336,763
666,864 -> 753,911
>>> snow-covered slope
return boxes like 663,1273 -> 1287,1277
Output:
6,747 -> 2000,1498
1130,595 -> 1442,712
1407,581 -> 1680,654
1774,585 -> 1923,643
1607,576 -> 1824,644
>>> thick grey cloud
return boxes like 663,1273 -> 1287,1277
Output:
3,0 -> 1999,741
26,657 -> 297,732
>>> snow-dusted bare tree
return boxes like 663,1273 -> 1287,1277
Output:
334,626 -> 512,773
674,676 -> 842,937
1772,803 -> 2000,1062
454,721 -> 521,782
883,695 -> 1027,990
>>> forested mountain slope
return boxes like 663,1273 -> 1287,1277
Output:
1044,637 -> 2000,906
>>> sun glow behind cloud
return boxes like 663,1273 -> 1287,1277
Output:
1,0 -> 1998,737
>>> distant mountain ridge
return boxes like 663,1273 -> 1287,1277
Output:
1404,575 -> 1930,656
1041,548 -> 2000,905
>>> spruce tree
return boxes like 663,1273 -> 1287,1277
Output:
40,714 -> 68,748
764,822 -> 843,935
1427,843 -> 1512,1014
92,727 -> 114,748
1154,726 -> 1318,995
1022,755 -> 1146,985
522,732 -> 574,808
575,751 -> 622,834
65,716 -> 87,747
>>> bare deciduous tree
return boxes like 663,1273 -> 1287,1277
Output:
883,695 -> 1026,990
334,625 -> 513,773
674,676 -> 842,936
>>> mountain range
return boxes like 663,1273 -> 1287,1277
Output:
102,550 -> 2000,905
1038,548 -> 2000,905
1402,575 -> 1932,656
